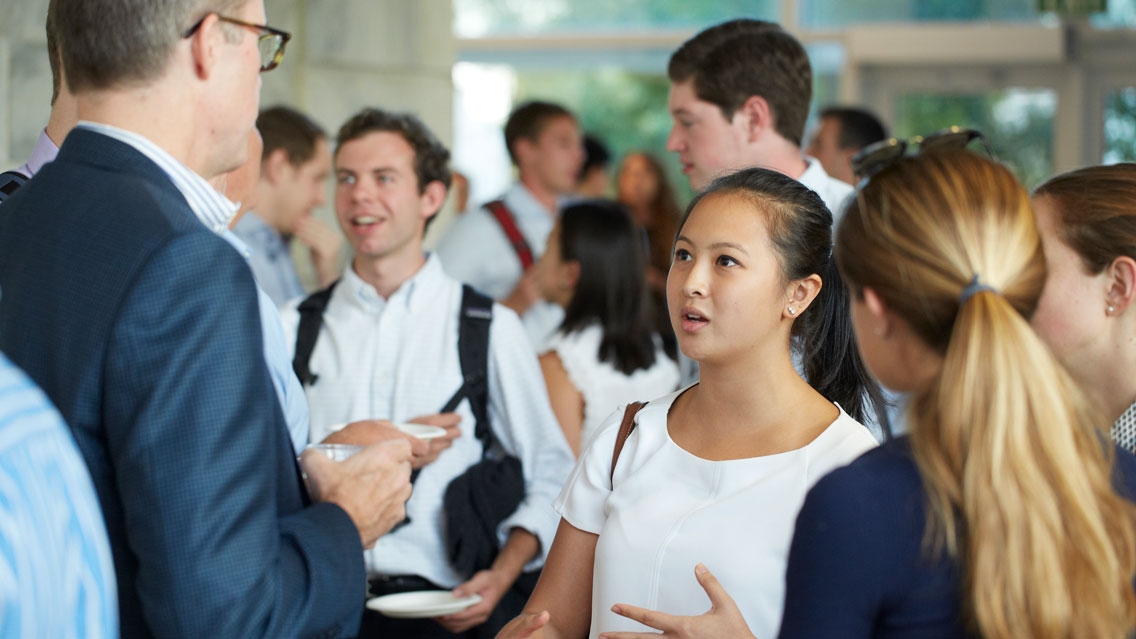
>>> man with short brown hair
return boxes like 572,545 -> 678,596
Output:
435,100 -> 584,348
665,19 -> 852,213
233,105 -> 342,306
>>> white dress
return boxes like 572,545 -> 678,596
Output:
554,387 -> 879,639
543,324 -> 680,446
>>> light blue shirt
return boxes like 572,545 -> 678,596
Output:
232,212 -> 306,307
0,351 -> 118,638
223,230 -> 311,453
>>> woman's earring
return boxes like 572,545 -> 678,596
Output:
787,306 -> 796,316
1108,305 -> 1116,315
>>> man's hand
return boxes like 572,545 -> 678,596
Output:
501,268 -> 542,317
599,564 -> 756,639
404,413 -> 462,468
321,419 -> 430,461
438,528 -> 539,633
301,439 -> 413,548
436,568 -> 512,634
293,216 -> 343,287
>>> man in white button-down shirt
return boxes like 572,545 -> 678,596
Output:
280,107 -> 575,638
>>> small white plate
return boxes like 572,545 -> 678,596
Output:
394,423 -> 448,440
366,590 -> 482,618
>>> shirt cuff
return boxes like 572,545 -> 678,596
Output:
497,498 -> 559,572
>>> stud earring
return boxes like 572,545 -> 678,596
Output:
1108,305 -> 1116,315
788,306 -> 796,316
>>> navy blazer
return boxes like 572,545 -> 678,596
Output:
0,129 -> 365,638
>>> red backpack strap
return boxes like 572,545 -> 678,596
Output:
610,402 -> 647,485
485,199 -> 535,271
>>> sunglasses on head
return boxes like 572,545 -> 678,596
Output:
851,126 -> 997,187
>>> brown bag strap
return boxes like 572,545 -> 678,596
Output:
610,401 -> 647,485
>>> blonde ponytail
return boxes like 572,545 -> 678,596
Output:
837,149 -> 1136,638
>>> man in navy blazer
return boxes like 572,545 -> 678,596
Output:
0,0 -> 413,637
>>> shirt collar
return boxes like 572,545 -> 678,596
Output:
76,121 -> 237,234
798,156 -> 830,189
506,181 -> 564,219
342,253 -> 444,315
17,129 -> 60,178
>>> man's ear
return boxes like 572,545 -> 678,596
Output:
185,13 -> 223,80
862,287 -> 893,337
262,148 -> 291,184
1105,255 -> 1136,316
420,180 -> 448,221
513,138 -> 535,169
737,95 -> 773,144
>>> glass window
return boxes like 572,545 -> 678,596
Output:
454,0 -> 777,37
893,89 -> 1057,188
1104,87 -> 1136,163
800,0 -> 1041,29
452,45 -> 846,206
1092,0 -> 1136,26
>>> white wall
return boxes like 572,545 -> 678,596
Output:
0,0 -> 458,285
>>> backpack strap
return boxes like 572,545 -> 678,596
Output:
440,285 -> 495,454
485,199 -> 535,271
291,280 -> 339,387
610,402 -> 647,485
0,170 -> 29,204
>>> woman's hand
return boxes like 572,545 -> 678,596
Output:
599,564 -> 756,639
496,611 -> 551,638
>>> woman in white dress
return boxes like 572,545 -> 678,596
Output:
535,200 -> 681,456
498,168 -> 887,639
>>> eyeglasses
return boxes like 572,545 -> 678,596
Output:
851,126 -> 997,187
183,14 -> 292,73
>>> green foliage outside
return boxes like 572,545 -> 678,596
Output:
1105,88 -> 1136,163
893,91 -> 1057,189
516,68 -> 694,203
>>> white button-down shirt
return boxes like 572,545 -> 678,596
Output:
798,156 -> 854,223
279,253 -> 575,587
434,182 -> 565,349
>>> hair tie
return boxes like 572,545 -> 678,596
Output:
959,274 -> 997,305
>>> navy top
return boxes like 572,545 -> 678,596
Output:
778,436 -> 1136,638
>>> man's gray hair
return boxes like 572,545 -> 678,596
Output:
55,0 -> 246,94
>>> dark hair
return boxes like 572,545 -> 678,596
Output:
257,106 -> 326,167
55,0 -> 243,94
579,134 -> 611,182
47,0 -> 61,105
558,200 -> 659,376
504,101 -> 576,165
336,107 -> 452,194
668,19 -> 811,147
681,167 -> 885,426
1032,163 -> 1136,274
819,107 -> 888,151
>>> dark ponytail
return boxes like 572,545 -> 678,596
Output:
801,254 -> 887,430
682,168 -> 887,430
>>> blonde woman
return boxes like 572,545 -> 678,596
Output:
601,150 -> 1136,638
1031,163 -> 1136,453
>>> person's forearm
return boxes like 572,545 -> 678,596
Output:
492,528 -> 540,584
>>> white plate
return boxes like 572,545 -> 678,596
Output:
394,423 -> 447,440
366,591 -> 482,618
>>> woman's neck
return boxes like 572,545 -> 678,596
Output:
671,349 -> 836,459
